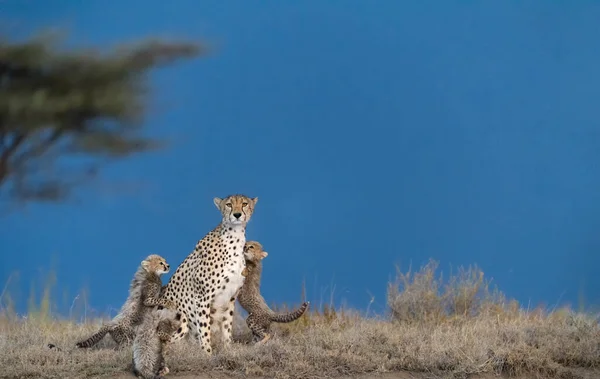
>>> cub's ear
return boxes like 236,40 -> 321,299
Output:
213,197 -> 222,209
261,251 -> 268,259
251,197 -> 258,206
141,260 -> 150,271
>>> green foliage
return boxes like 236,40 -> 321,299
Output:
0,32 -> 203,203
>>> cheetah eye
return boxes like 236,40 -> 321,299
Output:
226,203 -> 232,208
249,246 -> 255,249
242,202 -> 248,207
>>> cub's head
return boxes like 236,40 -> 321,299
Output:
141,254 -> 170,275
243,240 -> 268,264
156,316 -> 182,341
213,194 -> 258,226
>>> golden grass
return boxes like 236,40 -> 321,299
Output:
0,260 -> 598,379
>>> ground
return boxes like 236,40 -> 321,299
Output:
100,372 -> 600,379
1,263 -> 598,379
1,307 -> 599,379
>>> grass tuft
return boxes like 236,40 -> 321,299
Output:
0,260 -> 598,379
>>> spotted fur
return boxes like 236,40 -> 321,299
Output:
133,308 -> 181,379
238,241 -> 309,343
76,254 -> 175,349
161,194 -> 258,354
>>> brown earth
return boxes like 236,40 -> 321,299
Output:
101,370 -> 600,379
2,264 -> 599,379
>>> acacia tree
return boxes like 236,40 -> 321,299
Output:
0,33 -> 202,204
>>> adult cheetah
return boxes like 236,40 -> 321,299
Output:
161,194 -> 258,354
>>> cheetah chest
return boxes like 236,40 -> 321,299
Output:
212,235 -> 246,308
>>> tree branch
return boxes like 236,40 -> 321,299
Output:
0,132 -> 27,185
12,129 -> 64,169
0,34 -> 202,204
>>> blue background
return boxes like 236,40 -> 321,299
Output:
1,1 -> 599,316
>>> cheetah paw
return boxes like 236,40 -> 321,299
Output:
257,334 -> 271,345
158,365 -> 170,375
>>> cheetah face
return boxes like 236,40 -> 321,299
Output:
243,241 -> 268,262
142,254 -> 170,275
213,195 -> 258,226
157,317 -> 181,335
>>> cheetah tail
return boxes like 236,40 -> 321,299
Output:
75,324 -> 111,348
270,302 -> 309,323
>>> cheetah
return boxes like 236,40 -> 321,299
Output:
133,308 -> 181,379
76,254 -> 175,349
161,194 -> 258,354
238,241 -> 309,343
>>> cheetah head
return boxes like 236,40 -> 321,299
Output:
213,194 -> 258,226
155,308 -> 182,336
243,241 -> 268,263
141,254 -> 170,275
156,316 -> 182,337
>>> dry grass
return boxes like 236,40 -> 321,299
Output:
1,260 -> 599,379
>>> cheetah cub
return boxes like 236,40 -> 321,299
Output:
133,308 -> 181,379
238,241 -> 309,344
161,194 -> 258,354
76,254 -> 175,349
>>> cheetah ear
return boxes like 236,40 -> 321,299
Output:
213,197 -> 222,209
141,260 -> 150,271
261,251 -> 268,259
251,197 -> 258,206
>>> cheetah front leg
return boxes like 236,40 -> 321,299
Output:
144,293 -> 176,310
219,298 -> 236,347
142,282 -> 176,310
188,298 -> 213,354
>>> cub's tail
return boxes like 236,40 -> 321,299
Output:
75,324 -> 111,348
270,302 -> 309,323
